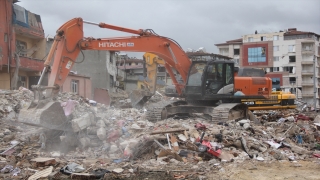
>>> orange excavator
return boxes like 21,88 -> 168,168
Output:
18,17 -> 273,130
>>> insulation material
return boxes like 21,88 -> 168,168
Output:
28,11 -> 38,27
13,4 -> 27,24
28,166 -> 53,180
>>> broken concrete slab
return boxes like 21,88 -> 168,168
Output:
71,113 -> 94,132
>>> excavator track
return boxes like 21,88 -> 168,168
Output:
209,103 -> 248,123
145,100 -> 181,122
145,99 -> 249,122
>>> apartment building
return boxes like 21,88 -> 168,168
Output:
214,39 -> 242,66
215,28 -> 320,108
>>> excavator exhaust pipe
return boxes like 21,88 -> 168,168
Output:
129,89 -> 154,109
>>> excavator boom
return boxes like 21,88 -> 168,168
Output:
18,17 -> 192,129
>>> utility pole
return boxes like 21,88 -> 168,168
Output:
313,55 -> 317,111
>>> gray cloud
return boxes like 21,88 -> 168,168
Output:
19,0 -> 320,54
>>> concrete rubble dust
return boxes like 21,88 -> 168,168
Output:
0,88 -> 320,180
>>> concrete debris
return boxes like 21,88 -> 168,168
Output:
0,88 -> 320,179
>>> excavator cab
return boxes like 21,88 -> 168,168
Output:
184,60 -> 235,102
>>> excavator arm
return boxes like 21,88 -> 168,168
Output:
43,18 -> 190,98
139,53 -> 166,92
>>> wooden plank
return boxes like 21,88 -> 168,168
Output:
150,128 -> 188,135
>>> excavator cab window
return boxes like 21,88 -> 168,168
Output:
187,63 -> 206,86
185,62 -> 207,97
203,62 -> 234,96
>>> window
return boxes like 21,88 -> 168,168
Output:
71,80 -> 79,94
233,59 -> 239,65
283,66 -> 294,73
4,33 -> 8,42
273,46 -> 279,51
273,56 -> 279,61
18,76 -> 26,87
272,67 -> 279,72
261,36 -> 266,41
288,45 -> 295,52
110,75 -> 114,87
271,78 -> 280,89
16,40 -> 27,56
273,35 -> 279,41
158,66 -> 166,72
219,48 -> 229,55
248,47 -> 266,63
269,67 -> 279,72
289,77 -> 296,84
110,52 -> 114,63
289,56 -> 296,62
187,63 -> 206,86
233,49 -> 240,55
226,64 -> 233,84
248,37 -> 253,42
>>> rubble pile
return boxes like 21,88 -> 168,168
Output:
108,89 -> 131,108
0,87 -> 33,119
0,88 -> 320,179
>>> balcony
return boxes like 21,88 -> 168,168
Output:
14,24 -> 44,39
10,56 -> 44,71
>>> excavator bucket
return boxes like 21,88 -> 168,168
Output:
18,100 -> 72,131
129,89 -> 154,109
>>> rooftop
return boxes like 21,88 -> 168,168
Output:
186,52 -> 232,60
284,28 -> 320,37
116,59 -> 143,63
215,38 -> 242,46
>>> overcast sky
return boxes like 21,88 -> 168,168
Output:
18,0 -> 320,56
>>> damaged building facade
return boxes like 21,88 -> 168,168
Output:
215,28 -> 320,108
0,1 -> 93,98
0,0 -> 46,90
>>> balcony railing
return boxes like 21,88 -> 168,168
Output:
301,49 -> 315,55
301,61 -> 313,65
301,93 -> 314,97
301,82 -> 313,86
301,71 -> 313,75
